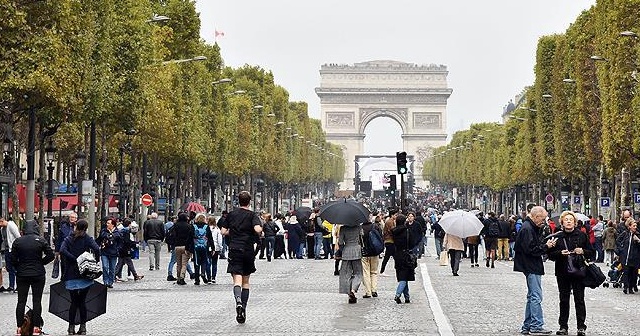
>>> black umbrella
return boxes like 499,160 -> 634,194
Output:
318,199 -> 370,227
295,206 -> 313,223
49,281 -> 107,324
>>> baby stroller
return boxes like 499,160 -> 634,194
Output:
603,260 -> 623,288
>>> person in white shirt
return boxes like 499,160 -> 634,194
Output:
1,218 -> 21,292
208,216 -> 224,283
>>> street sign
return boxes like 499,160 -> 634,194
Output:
634,193 -> 640,204
545,194 -> 554,203
141,193 -> 153,207
600,197 -> 611,207
573,196 -> 581,204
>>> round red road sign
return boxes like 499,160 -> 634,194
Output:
545,194 -> 554,203
141,193 -> 153,207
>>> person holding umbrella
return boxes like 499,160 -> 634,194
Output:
60,219 -> 101,335
10,219 -> 55,335
337,220 -> 363,304
443,232 -> 464,276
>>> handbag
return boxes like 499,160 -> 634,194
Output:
439,251 -> 449,266
77,251 -> 102,280
582,261 -> 606,288
404,228 -> 418,269
563,239 -> 586,278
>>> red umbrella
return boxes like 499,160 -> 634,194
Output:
182,202 -> 206,213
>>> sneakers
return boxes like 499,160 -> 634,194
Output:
134,275 -> 144,281
394,296 -> 402,304
6,287 -> 15,293
176,279 -> 187,285
404,299 -> 411,303
211,279 -> 216,284
372,292 -> 378,297
236,304 -> 246,324
577,329 -> 586,336
167,275 -> 177,281
530,329 -> 553,335
127,275 -> 134,280
556,329 -> 568,335
475,264 -> 479,267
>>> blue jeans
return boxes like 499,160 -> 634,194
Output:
101,255 -> 117,286
434,238 -> 443,258
4,251 -> 16,288
522,273 -> 545,332
314,232 -> 323,258
265,236 -> 276,260
395,280 -> 410,300
168,249 -> 193,276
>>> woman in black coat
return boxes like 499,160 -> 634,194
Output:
60,219 -> 101,335
616,217 -> 640,294
391,214 -> 418,304
546,211 -> 594,336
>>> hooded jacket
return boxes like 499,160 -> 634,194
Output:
10,220 -> 55,277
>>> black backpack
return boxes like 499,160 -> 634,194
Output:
165,225 -> 177,247
487,220 -> 500,237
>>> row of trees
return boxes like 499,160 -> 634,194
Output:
423,0 -> 640,214
1,0 -> 344,221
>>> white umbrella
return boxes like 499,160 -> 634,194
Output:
573,213 -> 590,223
438,210 -> 484,238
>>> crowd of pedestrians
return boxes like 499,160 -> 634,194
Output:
3,190 -> 640,335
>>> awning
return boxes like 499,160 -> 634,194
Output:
9,183 -> 119,214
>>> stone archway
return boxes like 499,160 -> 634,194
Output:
316,60 -> 452,190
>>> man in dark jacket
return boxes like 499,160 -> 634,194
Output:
514,206 -> 556,335
55,212 -> 77,278
11,220 -> 55,332
143,212 -> 165,271
497,214 -> 512,261
173,212 -> 195,285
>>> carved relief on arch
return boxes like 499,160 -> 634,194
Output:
358,108 -> 408,134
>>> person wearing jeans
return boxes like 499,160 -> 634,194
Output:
143,213 -> 165,271
514,206 -> 555,335
1,218 -> 21,292
96,218 -> 121,288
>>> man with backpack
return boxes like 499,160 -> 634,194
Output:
361,221 -> 384,298
483,212 -> 500,268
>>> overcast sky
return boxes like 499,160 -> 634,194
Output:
194,0 -> 595,155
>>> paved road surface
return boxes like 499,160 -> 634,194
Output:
0,242 -> 637,335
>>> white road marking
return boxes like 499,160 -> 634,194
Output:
420,262 -> 455,336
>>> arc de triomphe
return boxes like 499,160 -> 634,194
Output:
316,60 -> 452,190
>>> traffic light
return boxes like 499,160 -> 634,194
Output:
396,151 -> 408,174
389,174 -> 397,190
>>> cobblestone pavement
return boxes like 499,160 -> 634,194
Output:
0,242 -> 637,335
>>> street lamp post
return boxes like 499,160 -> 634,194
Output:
74,150 -> 86,218
45,139 -> 56,219
166,175 -> 174,217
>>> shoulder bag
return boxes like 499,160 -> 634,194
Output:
77,251 -> 102,280
563,238 -> 586,278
